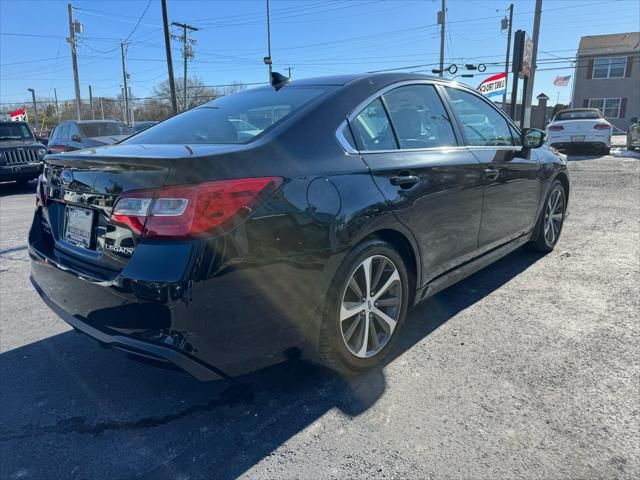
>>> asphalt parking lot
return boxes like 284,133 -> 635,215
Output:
1,150 -> 639,479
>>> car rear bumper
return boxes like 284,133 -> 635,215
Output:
547,133 -> 611,150
28,213 -> 337,380
30,275 -> 226,381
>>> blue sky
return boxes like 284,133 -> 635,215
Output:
1,0 -> 639,109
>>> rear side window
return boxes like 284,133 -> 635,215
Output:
350,98 -> 397,151
125,86 -> 330,145
445,87 -> 514,147
80,122 -> 133,137
554,110 -> 602,121
383,84 -> 457,149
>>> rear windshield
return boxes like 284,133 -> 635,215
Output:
555,110 -> 602,120
124,86 -> 331,145
0,122 -> 34,140
80,122 -> 134,138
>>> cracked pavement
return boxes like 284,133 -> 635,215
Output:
1,152 -> 639,479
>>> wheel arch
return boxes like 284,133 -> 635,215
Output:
358,228 -> 420,305
554,171 -> 570,208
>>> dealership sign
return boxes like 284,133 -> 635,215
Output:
477,73 -> 507,98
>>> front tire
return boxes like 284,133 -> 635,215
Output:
530,180 -> 566,252
318,240 -> 410,375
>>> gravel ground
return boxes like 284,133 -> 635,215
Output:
1,152 -> 639,480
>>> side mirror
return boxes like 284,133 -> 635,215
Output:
522,128 -> 545,149
71,134 -> 81,142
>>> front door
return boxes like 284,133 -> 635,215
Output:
443,87 -> 542,250
349,84 -> 484,284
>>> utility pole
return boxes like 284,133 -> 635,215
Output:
100,98 -> 105,119
28,88 -> 38,132
89,85 -> 95,120
287,66 -> 292,79
438,0 -> 446,78
161,0 -> 178,116
121,87 -> 126,123
121,42 -> 130,125
54,88 -> 60,122
171,21 -> 198,112
67,3 -> 82,120
501,3 -> 514,110
523,0 -> 542,127
265,0 -> 273,81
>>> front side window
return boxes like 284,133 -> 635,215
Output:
125,86 -> 331,145
350,98 -> 397,151
382,85 -> 457,149
445,87 -> 514,147
588,98 -> 621,118
592,57 -> 626,79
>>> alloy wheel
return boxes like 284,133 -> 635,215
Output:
340,255 -> 402,358
544,188 -> 565,246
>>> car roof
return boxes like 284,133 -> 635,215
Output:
282,72 -> 442,87
557,108 -> 600,112
75,120 -> 127,124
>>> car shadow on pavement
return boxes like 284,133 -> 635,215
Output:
0,248 -> 543,480
0,180 -> 36,197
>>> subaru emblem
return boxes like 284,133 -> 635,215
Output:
60,169 -> 73,185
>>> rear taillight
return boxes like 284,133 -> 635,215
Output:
548,125 -> 564,131
111,177 -> 283,239
594,123 -> 611,130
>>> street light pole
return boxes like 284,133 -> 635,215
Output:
28,88 -> 38,132
266,0 -> 272,81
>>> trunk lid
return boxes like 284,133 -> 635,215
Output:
548,119 -> 611,134
39,145 -> 189,275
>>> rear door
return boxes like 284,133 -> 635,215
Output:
443,86 -> 542,250
349,83 -> 484,283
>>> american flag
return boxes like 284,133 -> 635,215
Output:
553,75 -> 571,86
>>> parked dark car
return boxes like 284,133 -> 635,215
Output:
131,121 -> 158,133
0,121 -> 47,183
29,73 -> 569,381
48,120 -> 134,153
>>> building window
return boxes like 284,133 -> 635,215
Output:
588,98 -> 621,118
592,57 -> 627,79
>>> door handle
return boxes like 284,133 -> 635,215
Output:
483,168 -> 500,181
390,175 -> 419,187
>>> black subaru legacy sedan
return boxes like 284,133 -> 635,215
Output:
29,73 -> 569,381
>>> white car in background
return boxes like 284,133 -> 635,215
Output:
546,108 -> 612,155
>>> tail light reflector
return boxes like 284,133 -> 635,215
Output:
548,125 -> 564,131
594,123 -> 611,130
112,177 -> 283,239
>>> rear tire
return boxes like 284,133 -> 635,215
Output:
529,180 -> 566,252
317,240 -> 410,375
628,135 -> 635,151
602,146 -> 611,155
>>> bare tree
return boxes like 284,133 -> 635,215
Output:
153,76 -> 219,112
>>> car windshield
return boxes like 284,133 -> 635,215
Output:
555,110 -> 602,120
80,122 -> 134,138
0,122 -> 34,140
124,86 -> 332,145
